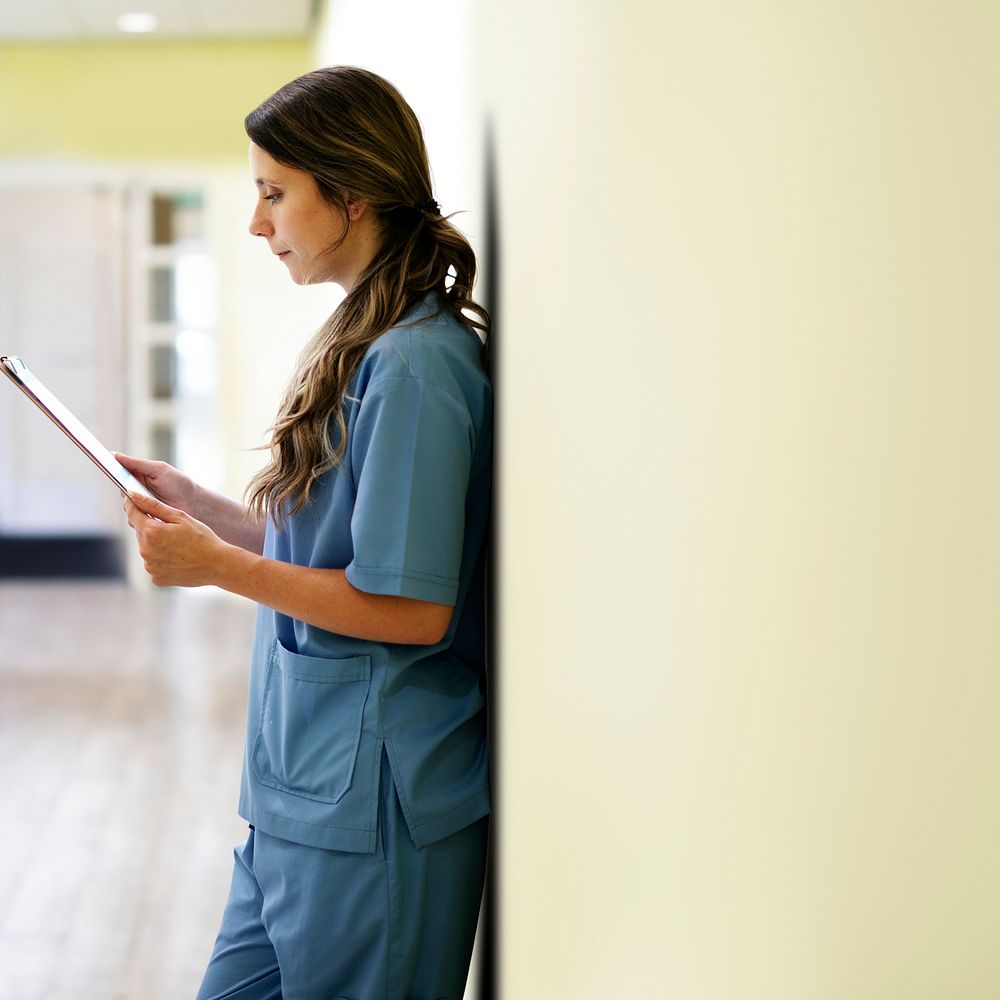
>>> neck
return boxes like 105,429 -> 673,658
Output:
338,217 -> 383,293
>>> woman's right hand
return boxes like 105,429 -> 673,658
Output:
114,452 -> 201,518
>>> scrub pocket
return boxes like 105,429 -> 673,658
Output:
252,638 -> 372,804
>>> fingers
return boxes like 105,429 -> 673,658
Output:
115,453 -> 159,496
123,496 -> 149,530
114,452 -> 165,476
114,450 -> 148,466
128,490 -> 183,523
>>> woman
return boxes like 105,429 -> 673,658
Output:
119,66 -> 492,1000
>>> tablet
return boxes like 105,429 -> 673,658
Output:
1,355 -> 154,500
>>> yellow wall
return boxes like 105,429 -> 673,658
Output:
0,39 -> 312,162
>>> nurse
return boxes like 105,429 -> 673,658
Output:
120,66 -> 492,1000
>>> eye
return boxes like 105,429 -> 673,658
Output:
264,192 -> 281,203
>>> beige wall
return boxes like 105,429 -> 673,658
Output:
481,1 -> 1000,997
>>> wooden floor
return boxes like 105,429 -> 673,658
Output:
0,581 -> 256,1000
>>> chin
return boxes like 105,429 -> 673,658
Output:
287,263 -> 331,286
300,272 -> 343,289
287,267 -> 316,286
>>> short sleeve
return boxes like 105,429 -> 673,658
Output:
344,374 -> 474,605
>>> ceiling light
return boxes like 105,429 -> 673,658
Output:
116,12 -> 159,33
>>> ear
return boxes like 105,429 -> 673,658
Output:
346,195 -> 370,222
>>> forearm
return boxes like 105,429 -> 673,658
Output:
214,545 -> 451,645
193,489 -> 266,554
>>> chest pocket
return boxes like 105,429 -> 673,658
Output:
252,638 -> 372,804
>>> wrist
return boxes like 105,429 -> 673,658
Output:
212,539 -> 259,594
188,483 -> 208,522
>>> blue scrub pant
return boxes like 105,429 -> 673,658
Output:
195,752 -> 488,1000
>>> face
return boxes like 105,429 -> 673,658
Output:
248,142 -> 354,286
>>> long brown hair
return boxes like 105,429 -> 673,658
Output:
243,66 -> 491,527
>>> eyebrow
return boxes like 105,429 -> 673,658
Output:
254,177 -> 282,188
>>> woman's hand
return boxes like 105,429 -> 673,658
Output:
124,491 -> 231,588
114,452 -> 200,518
116,452 -> 265,554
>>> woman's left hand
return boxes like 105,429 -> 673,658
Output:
124,491 -> 230,588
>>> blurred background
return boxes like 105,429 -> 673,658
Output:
5,2 -> 1000,999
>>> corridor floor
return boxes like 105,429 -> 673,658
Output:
0,582 -> 256,1000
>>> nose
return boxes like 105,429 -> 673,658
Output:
248,201 -> 273,238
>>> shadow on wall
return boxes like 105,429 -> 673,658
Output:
478,119 -> 500,1000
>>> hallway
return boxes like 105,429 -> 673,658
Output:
0,582 -> 256,1000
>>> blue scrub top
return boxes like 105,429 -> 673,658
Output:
238,294 -> 492,853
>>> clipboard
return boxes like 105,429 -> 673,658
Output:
1,355 -> 154,500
